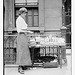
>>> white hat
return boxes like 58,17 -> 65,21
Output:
19,7 -> 27,13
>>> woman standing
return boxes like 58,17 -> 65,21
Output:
16,7 -> 33,74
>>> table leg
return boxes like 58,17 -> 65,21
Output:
57,46 -> 60,65
59,46 -> 62,68
57,46 -> 62,68
32,47 -> 34,68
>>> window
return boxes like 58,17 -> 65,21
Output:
15,0 -> 39,27
27,8 -> 38,27
15,0 -> 38,5
27,0 -> 38,5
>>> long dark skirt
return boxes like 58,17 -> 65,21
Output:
16,33 -> 31,66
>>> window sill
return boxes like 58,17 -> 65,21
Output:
12,27 -> 44,32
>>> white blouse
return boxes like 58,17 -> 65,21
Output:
16,16 -> 27,33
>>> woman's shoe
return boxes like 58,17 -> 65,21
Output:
23,66 -> 30,70
18,66 -> 24,74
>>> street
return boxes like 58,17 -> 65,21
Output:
4,49 -> 71,75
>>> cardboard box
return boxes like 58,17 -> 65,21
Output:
43,61 -> 58,68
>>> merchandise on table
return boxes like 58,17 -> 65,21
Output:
29,35 -> 66,46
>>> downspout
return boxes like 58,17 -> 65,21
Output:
44,0 -> 45,31
62,0 -> 66,26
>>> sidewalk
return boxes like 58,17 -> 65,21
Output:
4,49 -> 71,75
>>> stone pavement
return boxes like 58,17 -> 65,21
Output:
4,49 -> 71,75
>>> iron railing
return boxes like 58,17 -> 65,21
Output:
4,33 -> 71,64
4,34 -> 17,64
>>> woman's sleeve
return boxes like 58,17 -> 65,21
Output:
16,18 -> 22,32
16,17 -> 27,32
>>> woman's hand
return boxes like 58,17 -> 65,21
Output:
22,29 -> 33,33
28,31 -> 33,33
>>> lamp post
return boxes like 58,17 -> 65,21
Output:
61,0 -> 67,38
60,0 -> 67,64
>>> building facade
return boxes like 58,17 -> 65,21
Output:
4,0 -> 71,64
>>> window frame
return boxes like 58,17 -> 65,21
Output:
15,6 -> 39,27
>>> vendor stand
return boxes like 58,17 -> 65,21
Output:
28,35 -> 66,68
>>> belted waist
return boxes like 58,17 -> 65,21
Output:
19,32 -> 25,34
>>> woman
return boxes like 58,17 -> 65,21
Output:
16,7 -> 33,74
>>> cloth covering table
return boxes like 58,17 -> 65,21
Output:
29,44 -> 64,68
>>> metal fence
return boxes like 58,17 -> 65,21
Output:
4,34 -> 17,64
4,33 -> 71,64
